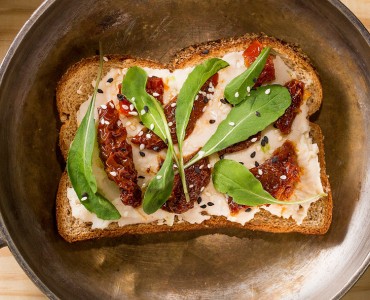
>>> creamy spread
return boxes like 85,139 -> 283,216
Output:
69,51 -> 324,229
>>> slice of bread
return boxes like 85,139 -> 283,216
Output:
56,33 -> 332,243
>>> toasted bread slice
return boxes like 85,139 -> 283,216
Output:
56,34 -> 332,242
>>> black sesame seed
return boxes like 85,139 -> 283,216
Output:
195,166 -> 201,174
239,161 -> 244,165
117,94 -> 124,100
207,202 -> 214,206
139,151 -> 145,157
120,148 -> 126,152
220,98 -> 228,104
107,78 -> 114,83
201,49 -> 210,54
245,207 -> 252,212
255,161 -> 260,167
209,119 -> 216,124
261,139 -> 266,147
97,89 -> 103,94
219,154 -> 225,160
200,204 -> 207,209
250,151 -> 256,158
197,197 -> 202,204
203,97 -> 209,104
81,192 -> 88,198
263,136 -> 269,144
139,121 -> 144,125
271,156 -> 278,163
153,146 -> 160,152
144,105 -> 149,113
138,175 -> 145,179
255,111 -> 261,117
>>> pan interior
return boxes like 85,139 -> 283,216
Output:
0,0 -> 369,299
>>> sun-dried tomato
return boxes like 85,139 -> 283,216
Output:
162,157 -> 211,214
98,100 -> 142,207
274,80 -> 305,135
243,40 -> 276,86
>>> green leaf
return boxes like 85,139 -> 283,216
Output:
212,159 -> 326,206
185,85 -> 291,168
143,148 -> 175,214
175,58 -> 229,149
224,47 -> 271,105
121,67 -> 168,142
67,44 -> 120,220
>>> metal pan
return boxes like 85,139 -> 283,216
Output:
0,0 -> 369,298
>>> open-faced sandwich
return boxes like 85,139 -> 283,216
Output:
56,33 -> 332,242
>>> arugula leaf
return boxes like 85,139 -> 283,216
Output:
175,58 -> 229,147
212,159 -> 326,206
185,85 -> 291,168
67,44 -> 120,220
143,147 -> 175,214
175,58 -> 229,201
121,67 -> 179,211
121,67 -> 168,141
224,47 -> 270,105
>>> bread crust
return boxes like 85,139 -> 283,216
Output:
56,33 -> 332,242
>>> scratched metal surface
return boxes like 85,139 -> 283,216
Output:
0,0 -> 369,299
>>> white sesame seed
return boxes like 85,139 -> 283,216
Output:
131,97 -> 135,102
103,56 -> 108,62
77,89 -> 83,95
150,124 -> 154,130
129,111 -> 138,116
258,169 -> 263,176
139,144 -> 145,150
117,120 -> 122,126
142,182 -> 146,188
110,171 -> 117,176
141,109 -> 146,115
152,92 -> 159,97
265,88 -> 271,95
247,86 -> 251,93
202,106 -> 207,112
130,125 -> 136,131
235,92 -> 239,97
207,164 -> 211,168
195,95 -> 199,101
156,175 -> 162,180
199,164 -> 204,169
100,119 -> 105,125
200,186 -> 205,192
100,104 -> 107,109
229,121 -> 235,126
130,104 -> 134,111
104,121 -> 110,125
251,137 -> 258,142
81,196 -> 88,201
170,102 -> 177,107
280,175 -> 287,180
138,131 -> 144,136
168,122 -> 173,126
122,105 -> 129,110
144,133 -> 150,139
198,151 -> 205,158
109,102 -> 115,108
173,164 -> 178,168
189,184 -> 194,188
126,121 -> 132,126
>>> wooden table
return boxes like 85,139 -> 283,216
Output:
0,0 -> 369,299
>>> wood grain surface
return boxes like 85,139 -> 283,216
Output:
0,0 -> 369,299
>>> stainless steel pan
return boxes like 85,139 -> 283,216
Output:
0,0 -> 369,299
